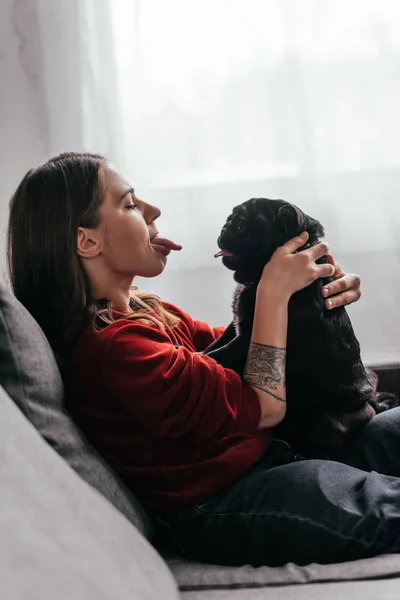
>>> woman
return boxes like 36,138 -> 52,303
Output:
7,151 -> 400,567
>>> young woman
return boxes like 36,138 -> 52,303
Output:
7,151 -> 400,567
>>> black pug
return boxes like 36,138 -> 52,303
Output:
204,198 -> 398,459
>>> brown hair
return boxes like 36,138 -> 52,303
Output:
7,151 -> 179,359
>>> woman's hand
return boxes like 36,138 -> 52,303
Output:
322,254 -> 361,309
259,231 -> 335,301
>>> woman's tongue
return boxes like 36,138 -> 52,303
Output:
151,236 -> 182,256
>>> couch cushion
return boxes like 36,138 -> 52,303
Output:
163,547 -> 400,591
0,282 -> 154,539
180,579 -> 400,600
0,384 -> 178,600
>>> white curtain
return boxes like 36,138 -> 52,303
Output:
110,0 -> 400,365
1,0 -> 400,364
0,0 -> 122,242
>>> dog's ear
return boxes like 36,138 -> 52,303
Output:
229,200 -> 308,284
275,203 -> 307,244
274,203 -> 324,247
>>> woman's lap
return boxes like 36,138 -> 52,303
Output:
156,408 -> 400,566
340,406 -> 400,475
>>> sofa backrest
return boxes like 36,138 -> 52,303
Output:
0,283 -> 154,539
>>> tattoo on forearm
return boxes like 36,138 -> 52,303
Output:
244,342 -> 286,402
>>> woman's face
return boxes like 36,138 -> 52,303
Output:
80,165 -> 178,280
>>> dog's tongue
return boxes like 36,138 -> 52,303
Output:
214,249 -> 234,258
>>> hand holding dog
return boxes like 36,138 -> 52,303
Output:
322,254 -> 361,310
258,231 -> 335,301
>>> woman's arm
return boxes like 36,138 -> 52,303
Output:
245,232 -> 335,429
101,321 -> 263,443
244,288 -> 288,428
161,300 -> 228,351
192,320 -> 234,353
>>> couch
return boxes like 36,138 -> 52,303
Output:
1,282 -> 400,600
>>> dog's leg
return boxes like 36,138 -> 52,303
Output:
372,392 -> 400,413
365,367 -> 400,413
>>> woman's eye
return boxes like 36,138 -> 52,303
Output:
126,203 -> 137,210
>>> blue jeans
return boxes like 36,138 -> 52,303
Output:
154,407 -> 400,566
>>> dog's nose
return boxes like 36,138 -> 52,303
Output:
217,227 -> 227,245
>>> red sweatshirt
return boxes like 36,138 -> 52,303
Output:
67,303 -> 273,513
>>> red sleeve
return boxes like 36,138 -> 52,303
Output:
101,321 -> 261,442
161,301 -> 225,352
192,320 -> 225,352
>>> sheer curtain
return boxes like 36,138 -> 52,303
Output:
110,0 -> 400,364
0,0 -> 122,249
2,0 -> 399,364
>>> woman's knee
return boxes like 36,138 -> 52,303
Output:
341,407 -> 400,475
359,406 -> 400,441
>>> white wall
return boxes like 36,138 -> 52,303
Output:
0,0 -> 121,276
0,0 -> 47,271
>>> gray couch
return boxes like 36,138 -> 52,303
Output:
1,282 -> 400,600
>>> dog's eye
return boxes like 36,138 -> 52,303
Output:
235,219 -> 247,233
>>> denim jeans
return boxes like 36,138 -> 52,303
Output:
154,407 -> 400,566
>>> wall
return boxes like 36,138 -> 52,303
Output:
0,0 -> 47,270
0,0 -> 120,276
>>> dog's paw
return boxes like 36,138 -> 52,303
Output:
372,392 -> 399,413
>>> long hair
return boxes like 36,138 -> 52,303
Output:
7,151 -> 179,359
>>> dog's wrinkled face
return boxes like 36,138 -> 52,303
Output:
217,198 -> 325,284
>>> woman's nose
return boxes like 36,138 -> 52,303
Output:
145,202 -> 161,223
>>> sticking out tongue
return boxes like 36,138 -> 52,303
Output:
151,236 -> 182,256
214,249 -> 234,258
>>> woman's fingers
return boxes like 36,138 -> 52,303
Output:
323,273 -> 362,309
315,262 -> 335,279
322,274 -> 350,297
283,231 -> 309,254
276,236 -> 361,309
308,241 -> 330,261
325,252 -> 337,269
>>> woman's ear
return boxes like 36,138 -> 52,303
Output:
77,227 -> 101,259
